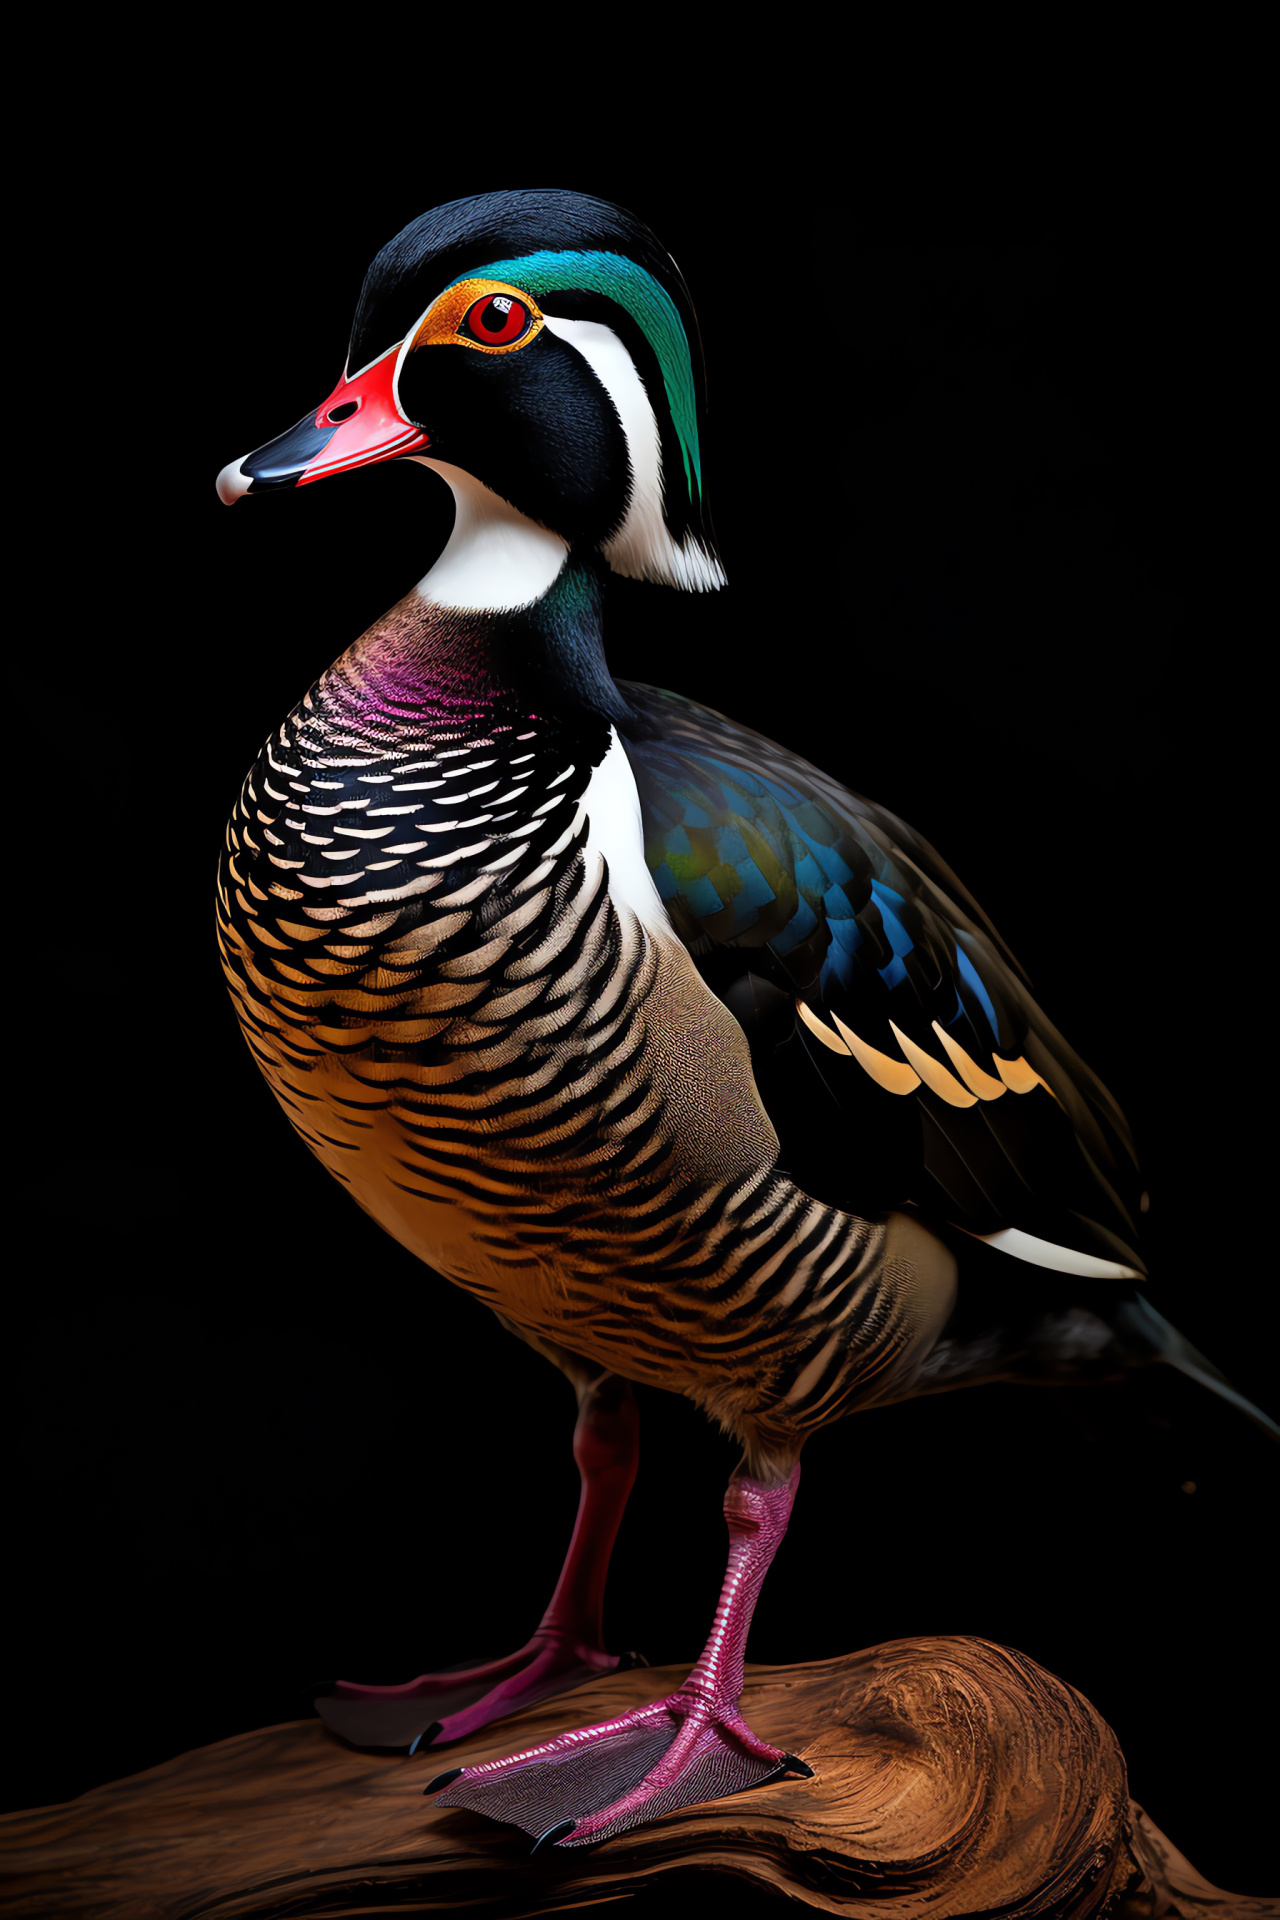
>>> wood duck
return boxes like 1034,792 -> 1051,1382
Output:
215,189 -> 1276,1850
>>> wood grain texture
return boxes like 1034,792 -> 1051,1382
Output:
2,1637 -> 1272,1919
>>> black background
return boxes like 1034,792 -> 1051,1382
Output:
13,109 -> 1274,1898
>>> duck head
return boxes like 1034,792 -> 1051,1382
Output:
217,189 -> 724,604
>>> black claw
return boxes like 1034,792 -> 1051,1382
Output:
410,1722 -> 443,1758
532,1819 -> 577,1853
423,1765 -> 464,1793
781,1753 -> 814,1777
614,1650 -> 650,1671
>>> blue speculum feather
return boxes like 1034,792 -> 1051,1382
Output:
794,850 -> 827,895
820,898 -> 864,996
738,864 -> 777,911
773,897 -> 820,955
684,874 -> 728,919
793,823 -> 856,889
869,881 -> 913,992
454,250 -> 704,500
954,943 -> 1000,1044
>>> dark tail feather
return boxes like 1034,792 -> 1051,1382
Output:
1113,1294 -> 1280,1442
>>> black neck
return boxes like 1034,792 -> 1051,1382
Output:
500,554 -> 634,729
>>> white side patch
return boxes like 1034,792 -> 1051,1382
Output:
541,314 -> 726,592
410,458 -> 569,612
581,730 -> 674,939
977,1226 -> 1143,1281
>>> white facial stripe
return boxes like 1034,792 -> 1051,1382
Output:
393,323 -> 428,408
351,339 -> 406,386
410,458 -> 569,612
541,314 -> 725,592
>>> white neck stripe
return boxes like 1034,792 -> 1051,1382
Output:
410,459 -> 569,613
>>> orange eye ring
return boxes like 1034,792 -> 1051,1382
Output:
408,279 -> 545,355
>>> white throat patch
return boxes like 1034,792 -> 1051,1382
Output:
410,458 -> 569,613
540,315 -> 726,593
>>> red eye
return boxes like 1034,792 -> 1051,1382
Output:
459,293 -> 533,347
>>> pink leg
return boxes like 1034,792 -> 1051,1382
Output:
431,1461 -> 812,1847
316,1373 -> 640,1751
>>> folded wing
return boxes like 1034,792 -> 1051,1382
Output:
621,683 -> 1145,1282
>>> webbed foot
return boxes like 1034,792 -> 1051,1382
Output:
430,1684 -> 811,1846
428,1461 -> 808,1844
314,1634 -> 645,1751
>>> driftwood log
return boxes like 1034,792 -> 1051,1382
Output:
2,1637 -> 1273,1919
